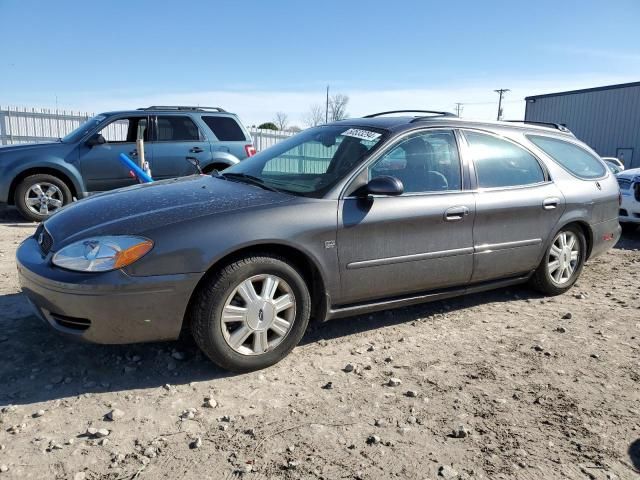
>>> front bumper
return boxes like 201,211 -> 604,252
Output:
16,237 -> 202,344
620,193 -> 640,224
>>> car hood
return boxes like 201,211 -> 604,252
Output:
617,167 -> 640,180
44,175 -> 294,246
0,141 -> 62,153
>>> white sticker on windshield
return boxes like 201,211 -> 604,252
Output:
341,128 -> 381,141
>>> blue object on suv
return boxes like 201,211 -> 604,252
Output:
0,106 -> 256,221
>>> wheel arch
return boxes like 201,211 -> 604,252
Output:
550,219 -> 594,260
183,242 -> 329,331
8,166 -> 80,205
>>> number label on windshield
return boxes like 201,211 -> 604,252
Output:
342,128 -> 381,142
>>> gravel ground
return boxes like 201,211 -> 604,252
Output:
0,205 -> 639,480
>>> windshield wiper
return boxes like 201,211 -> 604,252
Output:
221,172 -> 282,193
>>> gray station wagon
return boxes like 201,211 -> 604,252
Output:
16,111 -> 621,372
0,106 -> 255,221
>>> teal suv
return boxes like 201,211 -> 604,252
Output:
0,106 -> 256,221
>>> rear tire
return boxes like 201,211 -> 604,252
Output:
621,222 -> 638,235
530,225 -> 586,296
14,173 -> 72,222
190,254 -> 311,372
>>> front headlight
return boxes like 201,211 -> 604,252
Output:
52,236 -> 153,272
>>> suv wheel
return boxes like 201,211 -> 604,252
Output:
530,225 -> 586,295
15,174 -> 72,222
190,254 -> 311,372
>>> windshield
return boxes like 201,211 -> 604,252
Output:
61,114 -> 108,143
223,125 -> 386,197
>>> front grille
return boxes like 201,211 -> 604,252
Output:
34,224 -> 53,254
618,178 -> 631,190
50,313 -> 91,331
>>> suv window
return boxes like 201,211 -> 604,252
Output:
369,130 -> 461,193
98,116 -> 148,143
155,116 -> 201,142
202,116 -> 247,141
527,135 -> 607,179
464,131 -> 545,188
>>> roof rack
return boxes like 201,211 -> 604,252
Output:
363,110 -> 457,119
504,120 -> 572,134
137,106 -> 227,112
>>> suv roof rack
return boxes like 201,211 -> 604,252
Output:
137,106 -> 227,112
504,120 -> 572,134
363,110 -> 457,119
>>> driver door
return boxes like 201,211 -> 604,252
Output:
79,115 -> 151,192
337,130 -> 475,304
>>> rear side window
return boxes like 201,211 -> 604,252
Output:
464,131 -> 545,188
527,135 -> 606,179
202,116 -> 247,141
156,116 -> 201,141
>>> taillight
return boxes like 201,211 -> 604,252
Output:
245,144 -> 256,157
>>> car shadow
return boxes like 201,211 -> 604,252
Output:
615,229 -> 640,251
0,206 -> 36,227
0,282 -> 543,407
628,439 -> 640,473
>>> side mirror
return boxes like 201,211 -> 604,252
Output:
365,175 -> 404,196
86,133 -> 106,147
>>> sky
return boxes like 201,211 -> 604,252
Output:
1,0 -> 639,127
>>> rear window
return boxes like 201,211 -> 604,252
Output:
202,116 -> 247,141
527,135 -> 607,179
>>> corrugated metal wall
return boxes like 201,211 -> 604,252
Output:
524,84 -> 640,169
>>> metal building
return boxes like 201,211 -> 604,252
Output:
524,81 -> 640,169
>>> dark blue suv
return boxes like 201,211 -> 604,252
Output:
0,106 -> 256,221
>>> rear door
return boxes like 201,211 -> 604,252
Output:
337,129 -> 475,305
461,130 -> 565,283
149,115 -> 210,179
79,115 -> 150,192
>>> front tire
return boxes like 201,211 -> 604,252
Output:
190,255 -> 311,372
530,225 -> 586,296
14,173 -> 72,222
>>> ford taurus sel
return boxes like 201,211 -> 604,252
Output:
16,111 -> 621,372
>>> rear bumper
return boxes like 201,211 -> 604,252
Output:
589,217 -> 622,259
16,237 -> 202,344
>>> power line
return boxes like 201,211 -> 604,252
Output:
494,88 -> 510,120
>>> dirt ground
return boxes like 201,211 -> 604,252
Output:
0,205 -> 639,480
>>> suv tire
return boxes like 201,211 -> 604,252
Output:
530,225 -> 586,295
190,254 -> 311,372
15,173 -> 72,222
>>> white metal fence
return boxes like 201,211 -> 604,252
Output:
0,106 -> 295,148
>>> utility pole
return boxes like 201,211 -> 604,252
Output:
494,88 -> 510,120
454,103 -> 464,117
325,85 -> 329,123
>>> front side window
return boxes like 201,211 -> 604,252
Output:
202,115 -> 247,141
527,135 -> 607,179
222,125 -> 385,197
369,130 -> 462,193
155,116 -> 201,141
464,131 -> 545,188
98,117 -> 148,143
61,115 -> 107,143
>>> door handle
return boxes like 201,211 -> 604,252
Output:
543,197 -> 559,210
190,146 -> 204,153
444,206 -> 470,221
129,150 -> 138,157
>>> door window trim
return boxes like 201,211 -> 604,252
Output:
151,114 -> 204,143
91,114 -> 151,145
341,127 -> 467,199
458,128 -> 552,192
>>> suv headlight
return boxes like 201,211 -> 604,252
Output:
52,236 -> 153,272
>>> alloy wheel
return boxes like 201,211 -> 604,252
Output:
220,274 -> 296,356
547,231 -> 580,285
24,182 -> 64,216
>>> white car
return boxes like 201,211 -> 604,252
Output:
617,167 -> 640,233
603,157 -> 625,171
